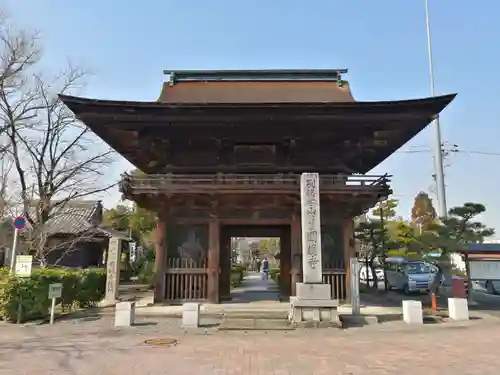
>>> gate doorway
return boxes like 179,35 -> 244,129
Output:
219,225 -> 291,302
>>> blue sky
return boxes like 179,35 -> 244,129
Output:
6,0 -> 500,234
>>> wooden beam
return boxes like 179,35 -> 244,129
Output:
139,164 -> 358,174
133,125 -> 370,141
79,106 -> 436,125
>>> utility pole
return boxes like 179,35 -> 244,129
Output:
379,207 -> 387,292
425,0 -> 447,217
430,143 -> 459,198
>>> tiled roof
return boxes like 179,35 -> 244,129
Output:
97,227 -> 133,241
27,200 -> 103,236
158,81 -> 355,104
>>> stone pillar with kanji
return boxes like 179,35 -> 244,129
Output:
289,173 -> 340,327
101,237 -> 122,306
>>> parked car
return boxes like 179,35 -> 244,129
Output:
475,280 -> 500,295
384,257 -> 436,295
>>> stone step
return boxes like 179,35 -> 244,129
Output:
222,310 -> 289,320
218,318 -> 293,331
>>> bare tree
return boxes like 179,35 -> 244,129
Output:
0,158 -> 14,263
0,12 -> 116,265
0,10 -> 40,153
0,158 -> 13,218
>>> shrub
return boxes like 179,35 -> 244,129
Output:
132,249 -> 155,286
269,267 -> 279,283
0,267 -> 106,323
230,264 -> 247,288
230,270 -> 242,288
120,261 -> 133,282
136,259 -> 155,286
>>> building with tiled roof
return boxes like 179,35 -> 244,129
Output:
24,200 -> 132,267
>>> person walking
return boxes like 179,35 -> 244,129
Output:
429,260 -> 443,311
256,258 -> 262,273
262,258 -> 270,280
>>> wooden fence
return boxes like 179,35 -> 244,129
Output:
165,258 -> 208,302
164,257 -> 347,302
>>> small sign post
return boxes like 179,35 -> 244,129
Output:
15,255 -> 33,278
48,283 -> 62,325
10,216 -> 26,273
14,253 -> 32,324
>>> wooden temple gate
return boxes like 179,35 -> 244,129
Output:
122,173 -> 389,303
59,68 -> 456,305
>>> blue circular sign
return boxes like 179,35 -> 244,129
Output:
13,216 -> 26,230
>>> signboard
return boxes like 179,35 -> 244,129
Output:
13,216 -> 26,230
15,255 -> 33,277
129,242 -> 137,263
469,260 -> 500,280
48,283 -> 63,299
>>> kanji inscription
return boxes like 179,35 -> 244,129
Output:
300,173 -> 323,283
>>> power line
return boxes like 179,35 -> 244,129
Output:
462,150 -> 500,157
397,148 -> 500,157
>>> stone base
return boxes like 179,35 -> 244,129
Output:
289,296 -> 341,328
296,282 -> 332,300
114,301 -> 135,327
99,298 -> 118,308
448,298 -> 469,321
402,300 -> 423,324
340,314 -> 379,327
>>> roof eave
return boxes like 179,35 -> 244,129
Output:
162,69 -> 349,83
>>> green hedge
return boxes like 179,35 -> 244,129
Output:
0,267 -> 106,323
132,249 -> 155,286
136,260 -> 155,286
231,264 -> 247,288
269,268 -> 280,283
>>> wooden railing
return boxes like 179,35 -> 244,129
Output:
120,173 -> 390,195
164,258 -> 208,302
164,257 -> 347,302
322,270 -> 347,301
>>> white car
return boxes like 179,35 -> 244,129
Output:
359,266 -> 384,281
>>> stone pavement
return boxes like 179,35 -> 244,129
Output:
0,313 -> 498,375
230,272 -> 280,303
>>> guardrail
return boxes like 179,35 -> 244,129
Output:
120,173 -> 391,195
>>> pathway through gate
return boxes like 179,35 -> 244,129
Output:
230,272 -> 280,303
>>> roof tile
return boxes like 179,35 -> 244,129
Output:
28,200 -> 102,236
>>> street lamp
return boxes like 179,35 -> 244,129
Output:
425,0 -> 447,217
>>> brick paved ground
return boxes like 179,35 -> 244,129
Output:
0,313 -> 498,375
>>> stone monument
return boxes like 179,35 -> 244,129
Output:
101,237 -> 122,306
289,173 -> 341,327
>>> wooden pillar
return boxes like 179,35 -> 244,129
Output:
280,225 -> 292,299
343,218 -> 355,300
219,228 -> 231,301
154,214 -> 167,303
207,218 -> 220,303
290,214 -> 302,296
